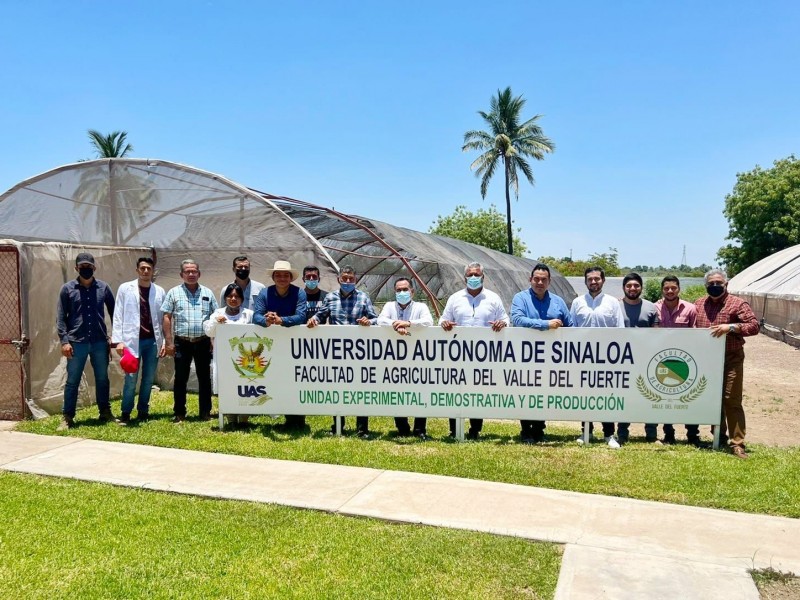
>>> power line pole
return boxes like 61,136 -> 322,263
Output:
681,245 -> 687,266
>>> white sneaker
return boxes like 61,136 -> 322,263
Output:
576,436 -> 586,445
605,436 -> 621,449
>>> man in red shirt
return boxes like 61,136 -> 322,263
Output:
695,269 -> 760,459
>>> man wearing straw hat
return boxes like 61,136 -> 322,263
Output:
253,260 -> 307,429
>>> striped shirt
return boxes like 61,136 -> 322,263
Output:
694,292 -> 759,356
161,283 -> 218,338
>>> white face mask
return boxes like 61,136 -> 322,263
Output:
395,291 -> 412,304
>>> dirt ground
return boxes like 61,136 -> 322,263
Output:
740,334 -> 800,448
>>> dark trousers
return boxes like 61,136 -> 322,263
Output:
520,420 -> 546,436
173,337 -> 212,417
449,418 -> 483,435
330,416 -> 369,433
649,423 -> 699,438
395,417 -> 427,435
581,422 -> 616,437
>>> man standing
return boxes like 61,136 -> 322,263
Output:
695,269 -> 759,459
308,266 -> 377,437
570,266 -> 625,448
219,255 -> 264,310
162,260 -> 218,422
440,262 -> 509,440
617,272 -> 659,444
510,263 -> 573,443
111,257 -> 166,423
253,260 -> 307,429
654,276 -> 699,445
301,265 -> 328,324
56,252 -> 115,430
378,276 -> 434,439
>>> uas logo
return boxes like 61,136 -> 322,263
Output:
229,331 -> 274,404
637,348 -> 707,404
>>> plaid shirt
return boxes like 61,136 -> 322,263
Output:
695,292 -> 759,356
315,289 -> 378,325
161,283 -> 218,338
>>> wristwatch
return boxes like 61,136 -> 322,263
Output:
729,324 -> 736,333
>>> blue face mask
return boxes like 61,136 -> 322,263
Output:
304,279 -> 319,290
466,275 -> 483,290
395,291 -> 412,305
340,282 -> 356,294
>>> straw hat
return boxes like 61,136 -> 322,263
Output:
265,260 -> 299,281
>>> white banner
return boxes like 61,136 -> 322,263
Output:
216,324 -> 725,425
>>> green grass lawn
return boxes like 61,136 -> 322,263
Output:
0,471 -> 561,599
15,392 -> 800,517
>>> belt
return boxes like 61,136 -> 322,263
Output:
175,335 -> 207,343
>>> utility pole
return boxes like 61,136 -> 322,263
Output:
681,245 -> 687,267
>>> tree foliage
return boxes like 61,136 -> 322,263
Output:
718,155 -> 800,276
537,248 -> 622,277
429,204 -> 527,256
462,87 -> 554,255
87,130 -> 134,158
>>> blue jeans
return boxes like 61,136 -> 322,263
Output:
63,340 -> 110,418
121,337 -> 159,415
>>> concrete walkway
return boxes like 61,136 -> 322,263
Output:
2,428 -> 798,599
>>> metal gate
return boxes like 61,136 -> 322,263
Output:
0,245 -> 26,420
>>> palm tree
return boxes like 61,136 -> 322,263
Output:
462,87 -> 554,255
87,130 -> 134,158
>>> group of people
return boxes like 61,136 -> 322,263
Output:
56,252 -> 759,458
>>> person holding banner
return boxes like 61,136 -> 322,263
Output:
302,266 -> 328,324
253,260 -> 308,429
695,269 -> 759,459
440,262 -> 510,440
378,276 -> 434,439
654,276 -> 700,445
570,266 -> 625,448
204,283 -> 254,427
307,265 -> 378,438
617,272 -> 659,444
510,263 -> 573,444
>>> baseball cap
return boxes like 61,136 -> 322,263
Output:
120,347 -> 139,374
75,252 -> 96,266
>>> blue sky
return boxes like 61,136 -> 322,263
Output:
1,1 -> 798,267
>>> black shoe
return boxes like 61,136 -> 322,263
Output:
57,416 -> 76,431
687,435 -> 701,447
137,411 -> 150,422
172,414 -> 185,424
663,433 -> 676,445
98,408 -> 115,422
466,430 -> 480,441
396,428 -> 412,437
414,432 -> 429,441
521,436 -> 535,445
357,430 -> 371,439
117,412 -> 131,426
198,412 -> 212,422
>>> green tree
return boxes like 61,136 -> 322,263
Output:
718,155 -> 800,275
462,87 -> 554,256
87,130 -> 134,158
430,204 -> 527,256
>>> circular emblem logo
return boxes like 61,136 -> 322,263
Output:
646,348 -> 697,396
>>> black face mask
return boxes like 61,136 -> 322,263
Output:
707,284 -> 725,298
235,268 -> 250,280
78,267 -> 94,279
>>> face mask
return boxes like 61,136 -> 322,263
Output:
235,268 -> 250,280
78,267 -> 94,279
707,284 -> 725,298
340,282 -> 356,294
466,276 -> 483,290
304,279 -> 319,290
396,291 -> 412,305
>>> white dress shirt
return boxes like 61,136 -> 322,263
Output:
378,301 -> 434,327
570,292 -> 625,328
438,288 -> 509,327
